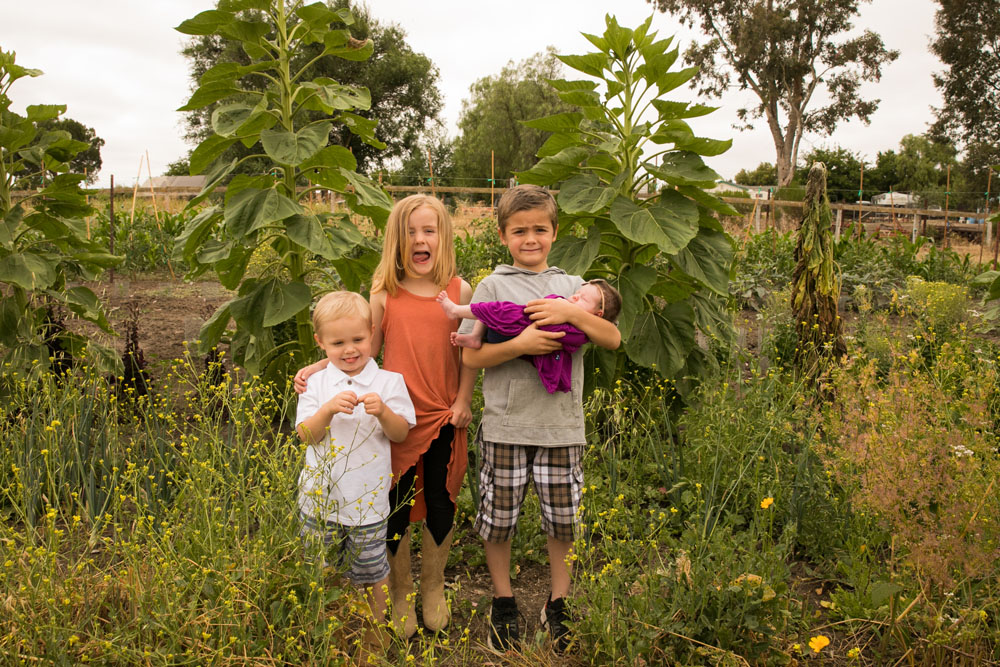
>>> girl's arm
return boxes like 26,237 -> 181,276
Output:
293,359 -> 328,394
449,280 -> 476,427
523,298 -> 621,350
370,290 -> 387,356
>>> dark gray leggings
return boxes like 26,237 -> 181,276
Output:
386,424 -> 456,554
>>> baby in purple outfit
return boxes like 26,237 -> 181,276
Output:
437,279 -> 621,393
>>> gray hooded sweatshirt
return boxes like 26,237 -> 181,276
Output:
459,265 -> 586,446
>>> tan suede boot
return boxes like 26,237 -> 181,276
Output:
386,528 -> 417,638
420,525 -> 454,632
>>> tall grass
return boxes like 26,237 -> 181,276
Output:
0,355 -> 364,664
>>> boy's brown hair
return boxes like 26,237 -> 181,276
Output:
497,184 -> 558,232
587,279 -> 623,324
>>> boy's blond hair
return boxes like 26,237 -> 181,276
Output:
312,291 -> 372,334
371,194 -> 456,295
497,184 -> 558,232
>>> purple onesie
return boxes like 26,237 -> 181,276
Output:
470,295 -> 588,394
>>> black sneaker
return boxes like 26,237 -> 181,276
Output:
540,595 -> 572,653
487,596 -> 520,652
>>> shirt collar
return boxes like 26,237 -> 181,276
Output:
323,358 -> 379,387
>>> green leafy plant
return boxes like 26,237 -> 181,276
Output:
174,0 -> 393,381
517,15 -> 735,390
730,228 -> 796,310
0,50 -> 120,377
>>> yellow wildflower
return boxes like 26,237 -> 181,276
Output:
808,635 -> 830,653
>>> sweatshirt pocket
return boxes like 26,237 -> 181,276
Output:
501,378 -> 582,428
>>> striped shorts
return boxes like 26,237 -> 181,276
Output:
474,439 -> 584,544
299,513 -> 389,585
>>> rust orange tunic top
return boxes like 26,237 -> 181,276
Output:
381,276 -> 468,522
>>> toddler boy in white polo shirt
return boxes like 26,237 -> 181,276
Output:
295,291 -> 416,631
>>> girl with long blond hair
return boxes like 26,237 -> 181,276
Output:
296,194 -> 474,637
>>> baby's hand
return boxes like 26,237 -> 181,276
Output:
358,392 -> 387,418
326,390 -> 358,415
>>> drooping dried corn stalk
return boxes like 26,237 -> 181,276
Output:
791,162 -> 845,377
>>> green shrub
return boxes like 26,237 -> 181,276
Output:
454,216 -> 508,286
89,208 -> 191,274
731,229 -> 796,310
902,275 -> 969,332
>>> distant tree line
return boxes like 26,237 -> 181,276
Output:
734,132 -> 989,211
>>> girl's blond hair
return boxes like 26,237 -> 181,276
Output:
371,194 -> 456,295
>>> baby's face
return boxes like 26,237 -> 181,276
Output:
568,283 -> 603,317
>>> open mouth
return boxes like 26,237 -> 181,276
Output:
342,355 -> 360,365
412,251 -> 431,264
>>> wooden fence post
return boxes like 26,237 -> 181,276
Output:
912,214 -> 919,243
835,209 -> 843,240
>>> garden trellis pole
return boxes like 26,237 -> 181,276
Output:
129,154 -> 143,227
109,175 -> 115,284
491,150 -> 495,215
991,168 -> 1000,268
84,168 -> 90,239
143,151 -> 174,279
856,163 -> 864,239
145,150 -> 161,228
427,148 -> 436,197
980,168 -> 992,264
943,165 -> 951,248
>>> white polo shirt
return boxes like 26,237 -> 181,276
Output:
294,358 -> 416,526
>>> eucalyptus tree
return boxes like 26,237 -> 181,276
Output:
174,1 -> 393,381
930,0 -> 1000,151
648,0 -> 898,187
518,16 -> 735,390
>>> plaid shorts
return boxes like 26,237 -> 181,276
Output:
474,438 -> 584,543
299,513 -> 389,585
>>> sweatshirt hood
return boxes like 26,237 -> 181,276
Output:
492,264 -> 568,277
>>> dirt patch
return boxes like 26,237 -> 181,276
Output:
76,274 -> 234,370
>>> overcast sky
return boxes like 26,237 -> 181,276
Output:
4,0 -> 943,188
